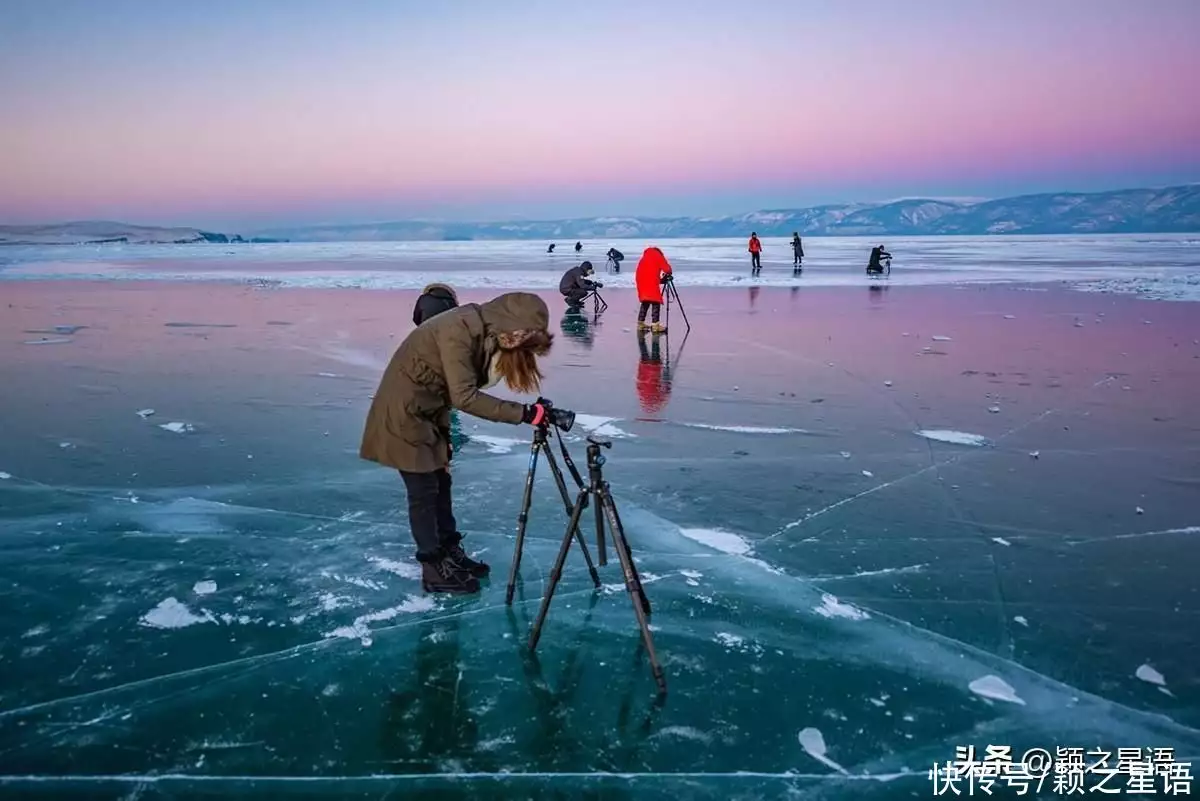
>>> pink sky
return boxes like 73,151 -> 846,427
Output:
1,0 -> 1198,226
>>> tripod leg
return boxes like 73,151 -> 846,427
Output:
542,447 -> 600,588
529,487 -> 590,650
595,487 -> 607,568
602,486 -> 650,616
599,489 -> 667,695
506,440 -> 542,606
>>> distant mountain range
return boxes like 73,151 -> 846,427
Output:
0,221 -> 283,246
4,184 -> 1198,245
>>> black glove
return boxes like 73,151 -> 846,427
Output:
593,281 -> 604,288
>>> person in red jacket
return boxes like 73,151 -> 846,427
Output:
635,246 -> 673,333
748,232 -> 763,275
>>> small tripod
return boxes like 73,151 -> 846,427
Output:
662,278 -> 691,334
528,436 -> 667,695
505,423 -> 601,606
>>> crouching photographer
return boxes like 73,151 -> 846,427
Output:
559,261 -> 602,307
360,291 -> 575,595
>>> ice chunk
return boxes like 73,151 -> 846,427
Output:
0,472 -> 10,480
1136,507 -> 1145,515
714,632 -> 744,648
840,451 -> 852,459
988,405 -> 1001,413
931,335 -> 952,342
139,598 -> 215,629
680,569 -> 703,579
992,537 -> 1011,546
471,435 -> 525,454
884,380 -> 893,387
159,422 -> 194,434
1014,615 -> 1029,627
1003,314 -> 1016,319
679,528 -> 752,556
22,624 -> 49,638
915,430 -> 988,447
192,580 -> 217,595
1136,664 -> 1166,687
136,408 -> 155,418
797,727 -> 849,775
813,593 -> 870,621
968,675 -> 1025,705
862,470 -> 874,478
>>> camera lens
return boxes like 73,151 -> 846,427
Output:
555,409 -> 576,433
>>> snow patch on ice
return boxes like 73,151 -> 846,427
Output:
931,335 -> 953,342
0,472 -> 10,480
136,408 -> 155,418
813,593 -> 870,621
159,422 -> 194,434
680,527 -> 752,556
367,556 -> 423,580
573,414 -> 634,438
139,597 -> 215,629
1136,664 -> 1166,687
916,429 -> 989,447
968,675 -> 1025,705
23,337 -> 73,345
680,569 -> 703,579
653,726 -> 712,743
1014,615 -> 1029,627
22,624 -> 49,638
681,423 -> 810,435
471,435 -> 525,454
992,537 -> 1011,547
798,727 -> 849,775
325,595 -> 438,645
192,580 -> 217,595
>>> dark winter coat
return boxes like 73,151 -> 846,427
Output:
558,265 -> 595,295
868,247 -> 891,270
412,283 -> 459,326
792,236 -> 804,257
361,292 -> 549,474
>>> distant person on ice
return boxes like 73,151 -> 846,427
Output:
412,283 -> 458,326
559,261 -> 601,307
547,243 -> 556,253
748,232 -> 763,275
791,232 -> 804,273
411,283 -> 468,450
361,292 -> 556,595
635,246 -> 673,334
574,241 -> 583,253
867,244 -> 892,274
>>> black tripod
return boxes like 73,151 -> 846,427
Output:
505,423 -> 601,606
528,436 -> 667,695
584,289 -> 608,314
662,277 -> 690,334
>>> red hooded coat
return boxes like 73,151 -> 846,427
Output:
635,247 -> 673,304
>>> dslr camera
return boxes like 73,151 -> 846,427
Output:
535,397 -> 576,432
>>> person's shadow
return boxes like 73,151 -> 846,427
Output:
379,618 -> 487,777
560,308 -> 595,349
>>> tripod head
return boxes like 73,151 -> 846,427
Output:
586,435 -> 611,467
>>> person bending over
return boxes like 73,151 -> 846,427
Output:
559,261 -> 601,307
361,292 -> 557,595
412,283 -> 459,326
635,246 -> 674,334
867,244 -> 892,274
606,247 -> 624,272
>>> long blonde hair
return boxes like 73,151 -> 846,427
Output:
494,329 -> 553,394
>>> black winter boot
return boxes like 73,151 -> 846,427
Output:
421,556 -> 481,594
446,541 -> 491,578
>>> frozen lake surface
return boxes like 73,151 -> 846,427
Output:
2,233 -> 1199,300
1,276 -> 1199,799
